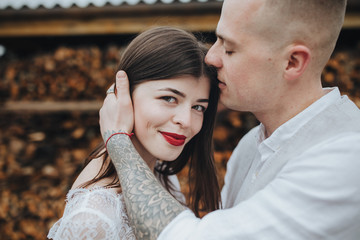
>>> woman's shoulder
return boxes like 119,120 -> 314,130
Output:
71,155 -> 121,194
63,187 -> 124,220
66,187 -> 121,204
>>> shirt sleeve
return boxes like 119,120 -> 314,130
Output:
158,133 -> 360,240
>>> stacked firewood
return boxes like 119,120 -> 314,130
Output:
0,45 -> 123,103
0,112 -> 102,239
0,42 -> 359,239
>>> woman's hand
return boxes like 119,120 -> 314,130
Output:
99,70 -> 134,142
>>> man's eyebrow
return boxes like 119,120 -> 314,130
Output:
159,88 -> 209,103
215,30 -> 236,47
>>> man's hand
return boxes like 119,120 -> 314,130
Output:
99,70 -> 134,142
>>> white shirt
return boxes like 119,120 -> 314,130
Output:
159,88 -> 360,240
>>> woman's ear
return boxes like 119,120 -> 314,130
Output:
284,45 -> 311,82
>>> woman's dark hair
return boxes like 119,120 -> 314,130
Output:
81,26 -> 220,216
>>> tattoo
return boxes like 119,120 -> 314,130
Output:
103,129 -> 123,143
105,131 -> 186,239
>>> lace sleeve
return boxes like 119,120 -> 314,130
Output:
48,188 -> 136,240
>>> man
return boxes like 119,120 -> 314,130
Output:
100,0 -> 360,239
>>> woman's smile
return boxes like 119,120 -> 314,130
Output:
160,131 -> 186,146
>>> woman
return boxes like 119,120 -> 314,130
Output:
48,26 -> 220,240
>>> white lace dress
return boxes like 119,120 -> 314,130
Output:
48,175 -> 184,240
47,188 -> 136,240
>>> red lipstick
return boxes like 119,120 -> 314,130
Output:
161,132 -> 186,146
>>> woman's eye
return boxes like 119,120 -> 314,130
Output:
193,105 -> 206,112
161,96 -> 176,103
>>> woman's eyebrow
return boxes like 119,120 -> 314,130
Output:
158,88 -> 209,103
158,88 -> 186,98
197,99 -> 209,103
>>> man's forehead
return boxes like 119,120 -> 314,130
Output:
219,0 -> 265,37
222,0 -> 264,19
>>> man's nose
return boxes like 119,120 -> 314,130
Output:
205,41 -> 222,69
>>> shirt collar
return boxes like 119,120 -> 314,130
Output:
256,87 -> 341,154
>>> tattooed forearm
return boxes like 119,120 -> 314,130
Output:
105,132 -> 186,240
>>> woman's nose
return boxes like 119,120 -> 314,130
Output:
173,108 -> 192,128
205,41 -> 222,69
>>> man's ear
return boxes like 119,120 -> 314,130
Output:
284,45 -> 311,81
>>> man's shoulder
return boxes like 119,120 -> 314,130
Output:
337,95 -> 360,115
228,125 -> 260,164
234,125 -> 260,150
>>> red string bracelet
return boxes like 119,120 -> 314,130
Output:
105,132 -> 134,149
